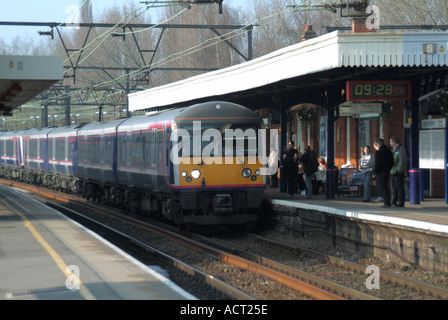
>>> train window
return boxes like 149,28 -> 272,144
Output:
93,135 -> 100,164
28,139 -> 37,158
131,133 -> 143,165
55,138 -> 64,160
48,139 -> 53,159
157,129 -> 163,164
6,140 -> 13,156
40,140 -> 45,159
141,134 -> 148,164
68,136 -> 75,159
79,135 -> 86,162
104,135 -> 113,164
151,130 -> 156,164
117,134 -> 126,164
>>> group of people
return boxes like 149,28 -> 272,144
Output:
273,140 -> 324,199
269,135 -> 408,208
360,136 -> 408,208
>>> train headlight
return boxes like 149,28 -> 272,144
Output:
255,169 -> 261,176
186,177 -> 192,183
251,175 -> 257,181
181,171 -> 187,177
242,168 -> 251,178
191,169 -> 201,179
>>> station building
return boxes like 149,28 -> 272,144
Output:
129,20 -> 448,205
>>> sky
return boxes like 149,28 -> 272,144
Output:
0,0 -> 245,45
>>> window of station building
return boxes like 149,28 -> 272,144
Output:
319,116 -> 327,159
358,119 -> 367,153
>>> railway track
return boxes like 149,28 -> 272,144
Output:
3,179 -> 448,300
212,232 -> 448,300
54,198 -> 343,300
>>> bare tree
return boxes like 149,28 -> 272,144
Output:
154,4 -> 246,85
81,0 -> 93,23
372,0 -> 448,25
48,1 -> 156,91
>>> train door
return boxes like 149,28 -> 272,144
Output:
150,127 -> 157,188
164,122 -> 174,185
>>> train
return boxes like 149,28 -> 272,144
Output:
0,101 -> 266,226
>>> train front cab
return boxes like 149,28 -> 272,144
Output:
170,111 -> 266,226
174,156 -> 266,225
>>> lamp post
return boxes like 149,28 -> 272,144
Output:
70,113 -> 81,124
30,116 -> 40,128
48,115 -> 59,126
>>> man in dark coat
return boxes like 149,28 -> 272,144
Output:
283,140 -> 299,196
373,139 -> 394,208
299,145 -> 318,199
389,136 -> 408,207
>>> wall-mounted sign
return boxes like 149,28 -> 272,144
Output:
421,118 -> 447,129
339,102 -> 382,116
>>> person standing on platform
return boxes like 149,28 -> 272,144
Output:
360,145 -> 375,202
313,157 -> 327,195
299,145 -> 318,199
283,140 -> 299,196
389,136 -> 408,207
373,139 -> 394,208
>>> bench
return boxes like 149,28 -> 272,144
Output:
337,169 -> 363,197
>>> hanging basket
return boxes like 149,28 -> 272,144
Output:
296,107 -> 317,126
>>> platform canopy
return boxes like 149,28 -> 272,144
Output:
0,55 -> 63,115
128,30 -> 448,111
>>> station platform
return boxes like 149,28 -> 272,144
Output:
263,185 -> 448,235
0,184 -> 196,300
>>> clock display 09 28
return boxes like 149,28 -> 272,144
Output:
346,80 -> 412,101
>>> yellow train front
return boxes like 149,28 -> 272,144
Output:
169,102 -> 266,225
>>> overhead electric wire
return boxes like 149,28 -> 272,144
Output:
63,4 -> 153,74
22,0 -> 324,115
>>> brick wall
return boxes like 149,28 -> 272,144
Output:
352,17 -> 376,33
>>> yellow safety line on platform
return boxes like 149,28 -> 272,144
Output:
0,198 -> 96,300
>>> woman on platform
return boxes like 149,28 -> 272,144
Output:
360,145 -> 375,202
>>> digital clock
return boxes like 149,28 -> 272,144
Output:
346,80 -> 412,101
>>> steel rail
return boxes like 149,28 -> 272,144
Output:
4,179 -> 346,300
253,233 -> 448,300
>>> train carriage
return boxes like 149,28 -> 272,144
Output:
116,111 -> 175,193
24,127 -> 54,172
47,124 -> 81,176
0,130 -> 25,168
0,130 -> 26,180
77,119 -> 126,184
